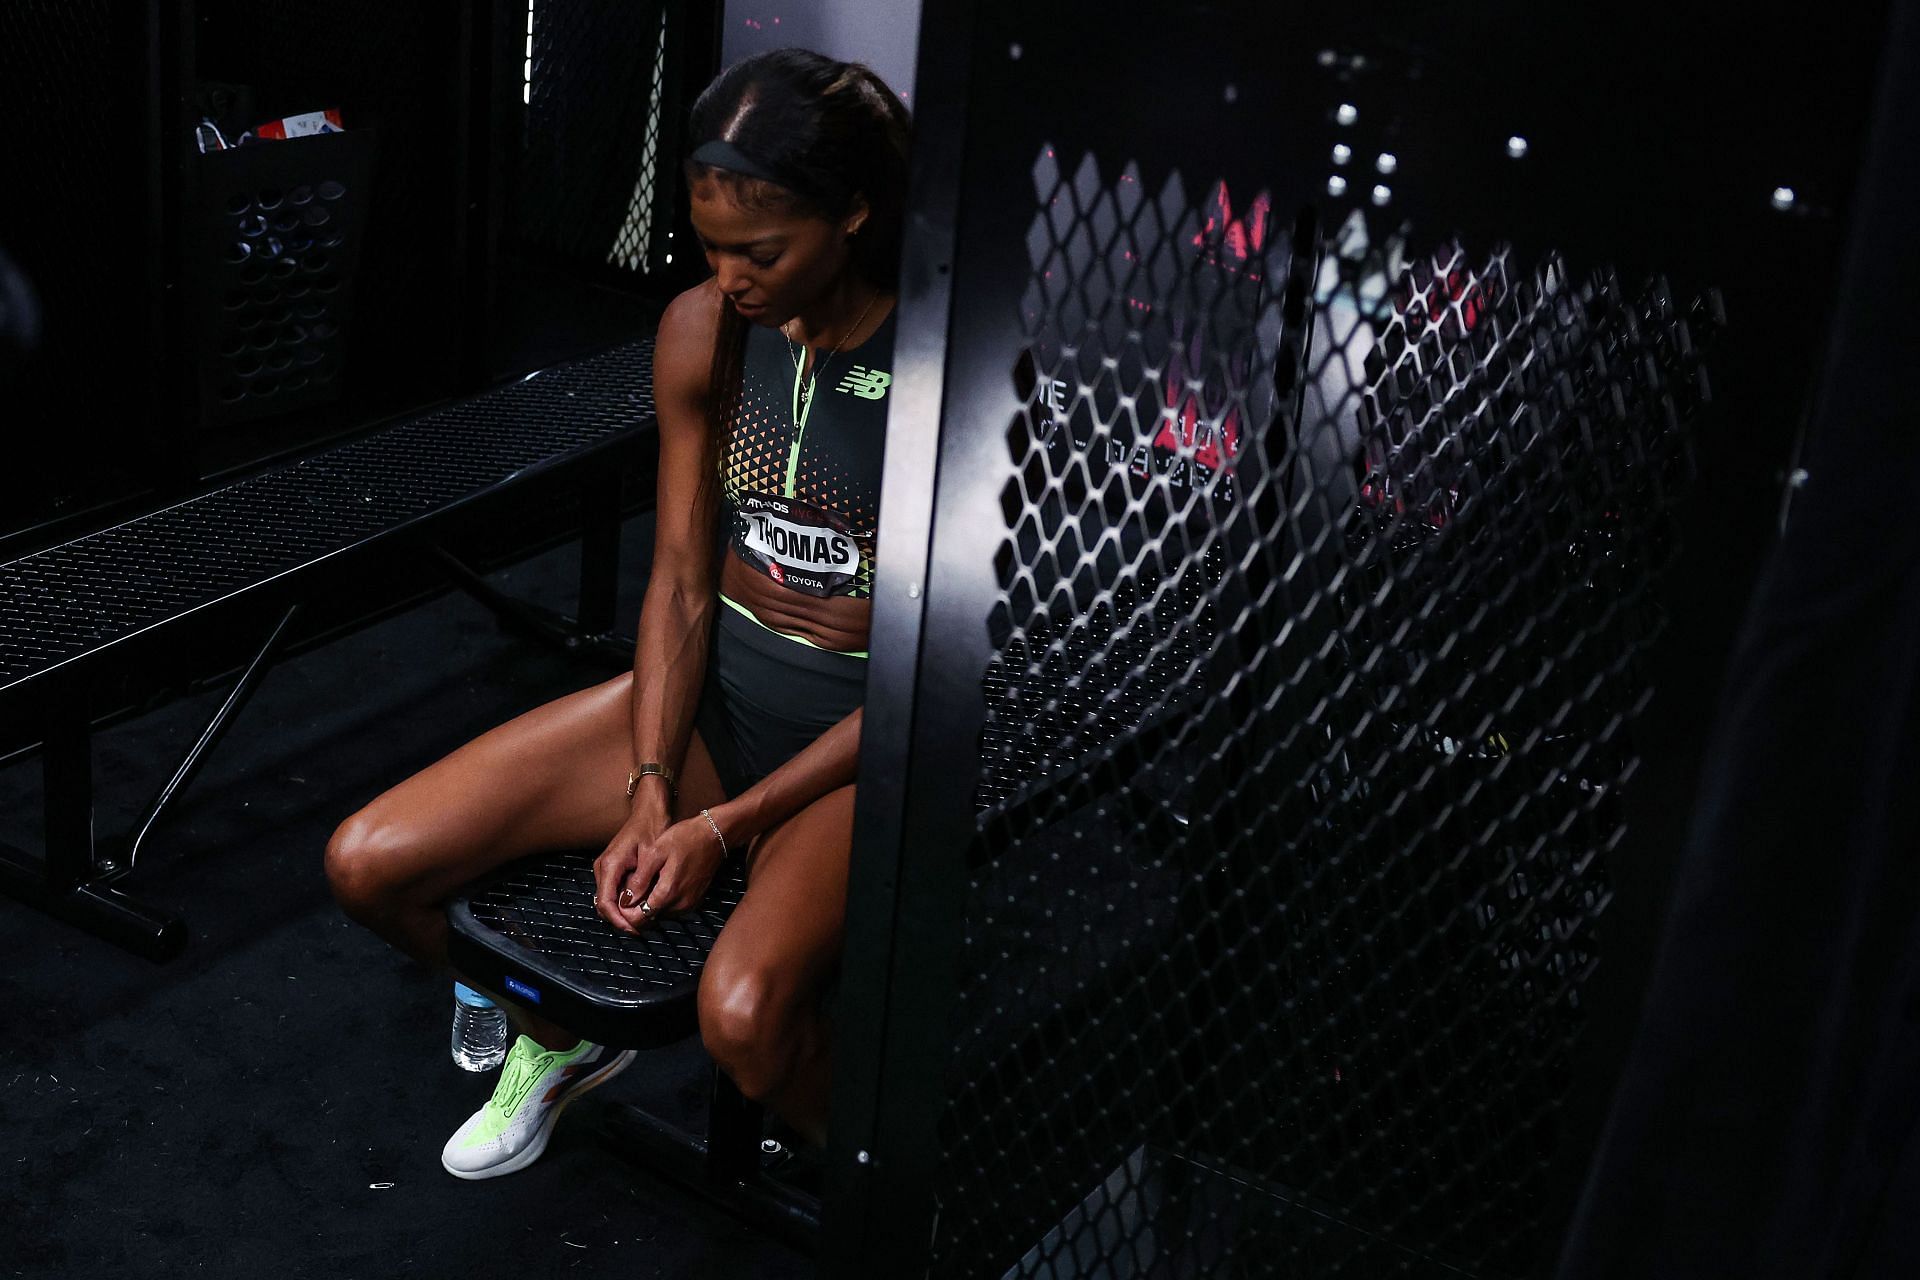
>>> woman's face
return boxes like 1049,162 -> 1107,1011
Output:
688,179 -> 865,326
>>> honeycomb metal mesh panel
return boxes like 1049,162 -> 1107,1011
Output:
0,340 -> 654,689
932,143 -> 1718,1279
468,848 -> 748,998
194,139 -> 376,424
518,0 -> 677,276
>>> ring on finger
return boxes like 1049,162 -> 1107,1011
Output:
638,901 -> 656,917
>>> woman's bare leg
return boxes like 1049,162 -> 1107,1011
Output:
325,668 -> 727,1048
697,784 -> 855,1145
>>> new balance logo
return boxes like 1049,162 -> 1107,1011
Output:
835,366 -> 892,400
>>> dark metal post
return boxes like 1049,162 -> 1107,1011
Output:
821,0 -> 979,1272
705,1067 -> 763,1186
40,705 -> 95,894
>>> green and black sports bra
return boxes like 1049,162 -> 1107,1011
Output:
716,303 -> 897,654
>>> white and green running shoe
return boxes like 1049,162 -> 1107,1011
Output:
441,1034 -> 636,1180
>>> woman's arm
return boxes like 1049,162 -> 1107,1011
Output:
592,283 -> 724,926
626,282 -> 726,824
709,705 -> 862,849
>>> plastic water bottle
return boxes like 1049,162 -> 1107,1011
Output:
451,982 -> 509,1072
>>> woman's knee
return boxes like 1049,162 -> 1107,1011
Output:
697,960 -> 802,1100
323,808 -> 415,920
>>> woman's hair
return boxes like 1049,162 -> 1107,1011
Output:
686,49 -> 912,474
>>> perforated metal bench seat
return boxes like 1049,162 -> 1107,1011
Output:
0,339 -> 655,701
445,847 -> 750,1049
0,338 -> 657,959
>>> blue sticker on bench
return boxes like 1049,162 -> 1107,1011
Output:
503,975 -> 542,1005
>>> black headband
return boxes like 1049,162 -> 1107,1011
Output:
688,138 -> 853,210
690,139 -> 780,184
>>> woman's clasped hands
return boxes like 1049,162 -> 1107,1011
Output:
592,807 -> 728,936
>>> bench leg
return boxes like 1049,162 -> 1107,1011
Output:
0,711 -> 186,961
0,603 -> 298,962
433,544 -> 635,670
706,1061 -> 765,1186
594,1070 -> 822,1253
41,709 -> 94,894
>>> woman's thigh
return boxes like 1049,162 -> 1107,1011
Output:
700,785 -> 857,1020
328,669 -> 728,909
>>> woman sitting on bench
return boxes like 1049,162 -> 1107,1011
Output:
323,47 -> 910,1181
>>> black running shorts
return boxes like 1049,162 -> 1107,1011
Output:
692,600 -> 867,798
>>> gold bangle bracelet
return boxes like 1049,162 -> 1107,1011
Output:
626,763 -> 678,801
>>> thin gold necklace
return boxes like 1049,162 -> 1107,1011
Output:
782,288 -> 879,414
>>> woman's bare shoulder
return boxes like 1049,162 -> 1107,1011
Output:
653,278 -> 724,405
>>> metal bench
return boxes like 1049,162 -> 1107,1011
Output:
446,847 -> 823,1248
0,339 -> 657,960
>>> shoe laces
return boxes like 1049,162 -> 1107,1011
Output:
489,1041 -> 556,1118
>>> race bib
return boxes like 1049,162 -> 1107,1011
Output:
730,492 -> 870,597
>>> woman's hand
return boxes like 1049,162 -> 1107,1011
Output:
592,809 -> 729,936
592,808 -> 665,934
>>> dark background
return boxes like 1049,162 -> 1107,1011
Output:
0,0 -> 721,560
